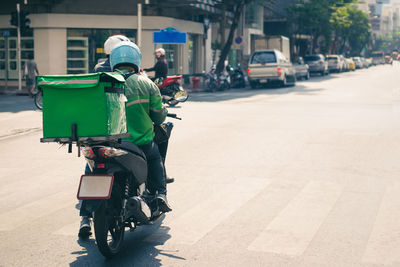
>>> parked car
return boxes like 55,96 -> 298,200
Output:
360,57 -> 369,68
326,55 -> 344,72
353,57 -> 363,69
247,49 -> 296,88
293,57 -> 310,80
303,54 -> 329,76
385,55 -> 393,64
365,58 -> 372,67
345,58 -> 355,71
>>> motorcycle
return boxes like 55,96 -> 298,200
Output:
74,113 -> 180,258
226,64 -> 246,88
142,71 -> 189,107
206,68 -> 230,92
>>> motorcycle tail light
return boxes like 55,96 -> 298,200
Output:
82,148 -> 96,159
98,147 -> 128,158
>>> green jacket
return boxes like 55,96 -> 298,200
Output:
122,71 -> 167,145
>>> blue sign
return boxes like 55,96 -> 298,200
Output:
3,30 -> 10,38
234,36 -> 243,45
153,27 -> 187,44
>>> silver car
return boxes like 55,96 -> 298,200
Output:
304,54 -> 329,76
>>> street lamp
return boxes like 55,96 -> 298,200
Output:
203,17 -> 210,72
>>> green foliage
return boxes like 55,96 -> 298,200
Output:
374,30 -> 400,53
289,0 -> 370,55
346,5 -> 371,55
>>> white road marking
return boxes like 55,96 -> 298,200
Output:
145,177 -> 272,245
0,191 -> 74,231
362,182 -> 400,265
247,181 -> 342,256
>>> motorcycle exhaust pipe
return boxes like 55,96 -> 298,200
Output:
126,196 -> 151,223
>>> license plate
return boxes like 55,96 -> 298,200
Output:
259,79 -> 267,83
77,175 -> 114,200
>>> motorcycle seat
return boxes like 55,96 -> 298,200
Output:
118,140 -> 146,159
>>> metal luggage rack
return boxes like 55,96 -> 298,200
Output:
40,134 -> 130,144
40,123 -> 130,156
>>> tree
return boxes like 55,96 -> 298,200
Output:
215,0 -> 269,73
330,5 -> 351,53
346,5 -> 371,55
289,0 -> 336,54
289,0 -> 370,55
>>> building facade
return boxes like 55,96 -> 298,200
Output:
0,0 -> 268,85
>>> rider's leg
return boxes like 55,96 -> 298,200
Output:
157,140 -> 174,183
78,163 -> 93,237
139,141 -> 171,212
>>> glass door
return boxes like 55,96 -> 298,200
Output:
0,37 -> 34,80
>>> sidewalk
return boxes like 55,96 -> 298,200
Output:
0,86 -> 30,96
0,84 -> 206,96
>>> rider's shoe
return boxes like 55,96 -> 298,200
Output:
79,216 -> 92,237
156,194 -> 172,213
166,176 -> 175,184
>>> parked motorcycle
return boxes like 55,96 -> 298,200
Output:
142,71 -> 189,107
75,113 -> 180,258
226,64 -> 245,88
157,75 -> 189,107
206,67 -> 230,92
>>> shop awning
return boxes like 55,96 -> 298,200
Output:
190,0 -> 221,14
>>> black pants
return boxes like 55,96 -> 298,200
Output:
138,141 -> 167,195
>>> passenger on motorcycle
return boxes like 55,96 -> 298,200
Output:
143,48 -> 168,80
79,41 -> 172,237
93,35 -> 130,72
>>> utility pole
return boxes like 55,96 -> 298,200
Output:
137,0 -> 149,48
17,3 -> 22,91
137,3 -> 142,48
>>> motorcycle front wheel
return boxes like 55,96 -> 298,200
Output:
34,91 -> 43,110
94,199 -> 125,258
173,86 -> 189,103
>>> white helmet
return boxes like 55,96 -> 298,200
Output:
155,48 -> 165,58
104,35 -> 130,55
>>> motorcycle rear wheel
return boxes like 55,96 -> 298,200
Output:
94,200 -> 125,258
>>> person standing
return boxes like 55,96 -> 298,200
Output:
23,54 -> 39,97
143,48 -> 168,80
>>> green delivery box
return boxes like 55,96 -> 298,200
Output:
38,72 -> 127,140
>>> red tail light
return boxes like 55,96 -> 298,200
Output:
277,67 -> 282,76
82,148 -> 96,159
247,68 -> 251,73
99,148 -> 108,158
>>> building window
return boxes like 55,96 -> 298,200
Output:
245,3 -> 263,30
67,29 -> 137,73
0,28 -> 34,80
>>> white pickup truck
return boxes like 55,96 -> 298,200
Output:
247,49 -> 296,89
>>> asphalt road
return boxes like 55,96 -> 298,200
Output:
0,64 -> 399,266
